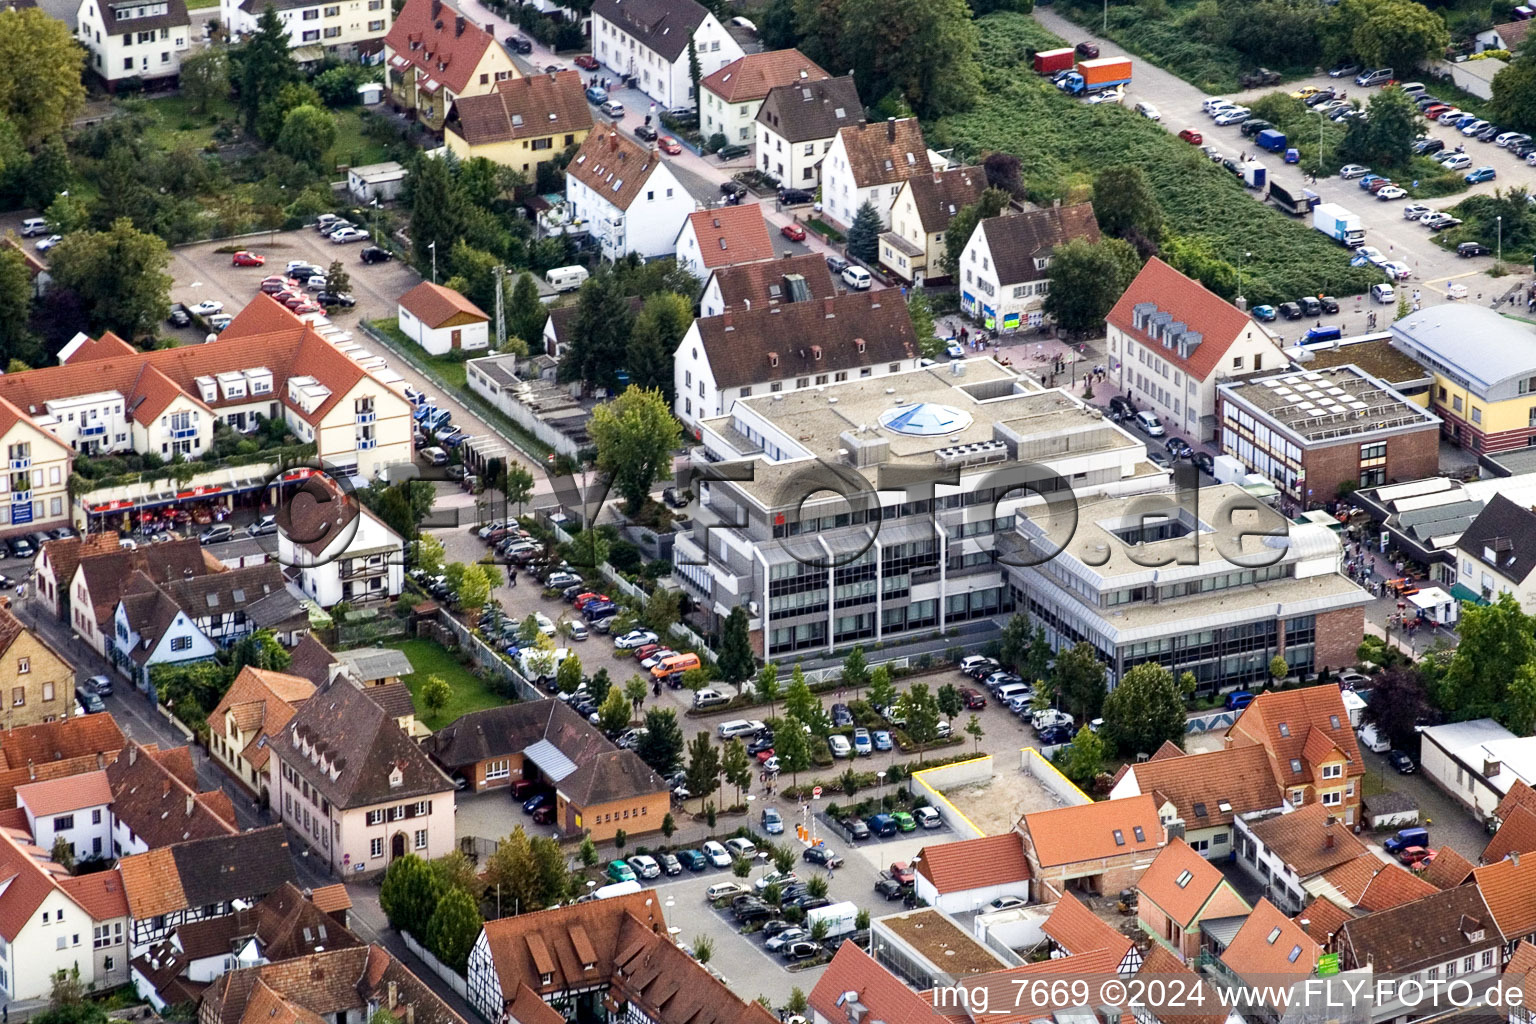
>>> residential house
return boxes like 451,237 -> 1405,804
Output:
346,162 -> 407,203
754,75 -> 862,188
1136,838 -> 1251,961
160,562 -> 308,647
276,480 -> 405,608
1213,898 -> 1319,1013
1314,855 -> 1436,915
1456,494 -> 1536,611
1478,20 -> 1530,51
1234,803 -> 1367,914
819,118 -> 941,231
382,0 -> 519,131
0,603 -> 75,727
1016,795 -> 1165,903
65,869 -> 130,993
1227,684 -> 1366,825
76,0 -> 190,89
111,573 -> 220,690
16,769 -> 113,863
444,70 -> 593,178
1486,805 -> 1536,864
1475,853 -> 1536,951
106,742 -> 237,857
424,699 -> 666,841
1217,364 -> 1440,507
878,167 -> 985,287
671,290 -> 920,429
959,204 -> 1103,332
132,881 -> 362,1010
589,0 -> 742,109
1333,887 -> 1502,1018
1108,256 -> 1285,443
542,297 -> 642,360
198,944 -> 465,1024
1420,720 -> 1536,819
1040,890 -> 1143,976
810,943 -> 969,1024
467,889 -> 776,1024
565,129 -> 694,261
271,675 -> 456,876
1424,846 -> 1479,890
1507,942 -> 1536,1024
68,539 -> 216,656
674,204 -> 776,280
911,832 -> 1031,914
0,825 -> 129,1000
283,640 -> 420,736
699,49 -> 829,148
118,825 -> 297,956
862,906 -> 1015,989
1108,743 -> 1284,859
0,397 -> 75,537
698,251 -> 836,318
208,666 -> 316,800
34,532 -> 120,621
0,715 -> 125,812
222,0 -> 391,56
397,281 -> 490,357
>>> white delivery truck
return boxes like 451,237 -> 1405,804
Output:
1312,203 -> 1366,247
805,901 -> 860,938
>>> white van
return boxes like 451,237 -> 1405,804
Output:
546,265 -> 590,292
1371,282 -> 1396,304
995,682 -> 1031,705
841,265 -> 872,291
20,218 -> 47,237
717,719 -> 766,740
579,879 -> 642,902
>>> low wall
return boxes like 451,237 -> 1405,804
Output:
465,371 -> 582,458
1431,57 -> 1504,100
1019,747 -> 1091,808
909,756 -> 992,839
1187,709 -> 1239,734
401,932 -> 470,1000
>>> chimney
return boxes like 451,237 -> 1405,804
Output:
454,13 -> 464,34
1324,831 -> 1334,849
405,1007 -> 414,1024
823,297 -> 835,317
722,311 -> 733,331
186,794 -> 194,816
782,250 -> 792,259
26,758 -> 33,780
129,746 -> 138,766
887,116 -> 896,141
388,982 -> 398,1009
430,0 -> 440,17
96,753 -> 105,769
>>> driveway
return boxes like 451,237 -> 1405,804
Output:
1031,7 -> 1524,306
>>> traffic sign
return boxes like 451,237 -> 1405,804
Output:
812,786 -> 822,799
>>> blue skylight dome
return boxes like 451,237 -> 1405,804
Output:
878,402 -> 973,436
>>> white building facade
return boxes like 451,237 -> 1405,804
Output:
76,0 -> 191,86
589,0 -> 742,109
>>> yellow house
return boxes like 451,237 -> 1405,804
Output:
0,603 -> 75,726
445,70 -> 594,178
207,666 -> 315,800
878,167 -> 984,286
1392,304 -> 1536,453
383,0 -> 519,131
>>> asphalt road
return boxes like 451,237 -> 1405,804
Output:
1031,6 -> 1523,305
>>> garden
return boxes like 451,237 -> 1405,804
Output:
390,637 -> 507,727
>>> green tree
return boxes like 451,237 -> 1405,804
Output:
636,708 -> 686,774
627,291 -> 692,400
756,662 -> 781,717
684,730 -> 722,801
1439,592 -> 1536,723
559,266 -> 636,392
51,834 -> 74,872
48,217 -> 171,341
429,850 -> 483,902
33,967 -> 104,1024
1359,667 -> 1433,750
661,812 -> 676,839
722,737 -> 752,804
942,188 -> 1008,277
1043,236 -> 1141,335
936,683 -> 963,726
906,288 -> 943,359
409,150 -> 464,269
180,49 -> 230,115
453,563 -> 494,616
518,613 -> 542,646
614,828 -> 628,852
839,0 -> 979,117
784,669 -> 817,724
899,682 -> 942,761
530,834 -> 570,906
504,463 -> 535,513
599,686 -> 632,734
845,199 -> 883,263
237,5 -> 299,135
1056,725 -> 1106,786
719,606 -> 756,694
1349,0 -> 1448,73
692,934 -> 714,966
412,533 -> 445,575
681,666 -> 711,693
787,988 -> 809,1017
589,386 -> 682,515
507,272 -> 548,351
378,854 -> 444,936
484,826 -> 541,912
1051,641 -> 1107,721
1492,58 -> 1536,133
1099,661 -> 1186,757
420,674 -> 451,719
1339,85 -> 1420,170
998,615 -> 1032,671
1269,655 -> 1289,685
423,886 -> 482,972
771,842 -> 796,874
231,629 -> 291,671
324,259 -> 352,300
1092,166 -> 1164,245
624,674 -> 649,716
841,646 -> 869,697
775,713 -> 811,785
578,837 -> 599,868
866,663 -> 896,712
0,8 -> 85,146
587,668 -> 612,707
965,713 -> 984,753
557,651 -> 584,695
643,586 -> 682,636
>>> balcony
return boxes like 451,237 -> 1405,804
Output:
8,459 -> 27,470
171,427 -> 197,440
10,491 -> 30,504
340,563 -> 387,580
80,424 -> 105,437
357,438 -> 377,450
356,412 -> 375,425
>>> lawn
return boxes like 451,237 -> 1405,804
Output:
388,638 -> 506,727
136,94 -> 389,171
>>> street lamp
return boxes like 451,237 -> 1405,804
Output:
1102,0 -> 1108,32
1236,250 -> 1251,308
1498,215 -> 1504,264
428,240 -> 437,283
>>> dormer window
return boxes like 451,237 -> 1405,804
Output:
539,973 -> 552,986
1278,723 -> 1290,737
389,766 -> 403,788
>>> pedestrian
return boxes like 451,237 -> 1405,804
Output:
508,569 -> 517,587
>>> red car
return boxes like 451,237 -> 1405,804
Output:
754,747 -> 775,763
1177,128 -> 1203,145
280,292 -> 310,310
259,277 -> 288,294
292,302 -> 322,315
231,251 -> 265,267
1398,846 -> 1437,867
658,136 -> 682,155
781,223 -> 807,242
960,686 -> 986,709
574,54 -> 599,69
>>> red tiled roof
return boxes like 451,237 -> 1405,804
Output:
1296,897 -> 1351,944
309,884 -> 352,914
1248,803 -> 1368,879
1124,744 -> 1282,830
681,205 -> 776,271
1357,861 -> 1438,912
1485,805 -> 1536,865
833,118 -> 930,188
1220,898 -> 1319,981
700,48 -> 829,103
209,666 -> 315,771
1506,941 -> 1536,1010
1227,684 -> 1365,794
809,943 -> 940,1024
62,331 -> 138,364
384,0 -> 499,97
59,867 -> 129,920
1137,838 -> 1234,928
1042,892 -> 1134,960
913,832 -> 1029,894
1498,779 -> 1536,824
1106,257 -> 1263,384
1020,795 -> 1163,868
0,825 -> 74,941
1422,845 -> 1477,890
1474,853 -> 1536,940
448,70 -> 593,147
398,282 -> 488,328
15,768 -> 111,818
1135,945 -> 1230,1024
964,948 -> 1130,1024
567,129 -> 670,213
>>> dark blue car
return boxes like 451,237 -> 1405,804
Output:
677,849 -> 707,871
865,813 -> 898,837
522,793 -> 549,813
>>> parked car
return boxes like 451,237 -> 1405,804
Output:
330,227 -> 369,244
1339,164 -> 1370,179
841,817 -> 871,840
506,34 -> 532,52
199,524 -> 233,545
1388,749 -> 1416,773
658,136 -> 682,155
246,515 -> 278,537
1177,128 -> 1203,145
826,254 -> 851,274
781,222 -> 807,242
1458,241 -> 1491,257
317,291 -> 356,307
585,84 -> 608,103
874,878 -> 905,900
574,54 -> 600,69
802,845 -> 843,868
702,840 -> 732,868
360,246 -> 393,264
627,855 -> 661,879
189,300 -> 224,317
600,100 -> 625,118
1466,166 -> 1498,184
615,629 -> 659,649
1075,41 -> 1099,57
914,806 -> 941,829
827,734 -> 852,758
761,807 -> 784,835
231,251 -> 265,267
678,849 -> 708,871
167,303 -> 191,327
779,187 -> 815,204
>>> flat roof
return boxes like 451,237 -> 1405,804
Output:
1421,719 -> 1536,795
1392,306 -> 1536,393
1219,365 -> 1439,445
1297,337 -> 1429,385
877,908 -> 1013,977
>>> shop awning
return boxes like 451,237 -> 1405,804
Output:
1449,582 -> 1488,606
